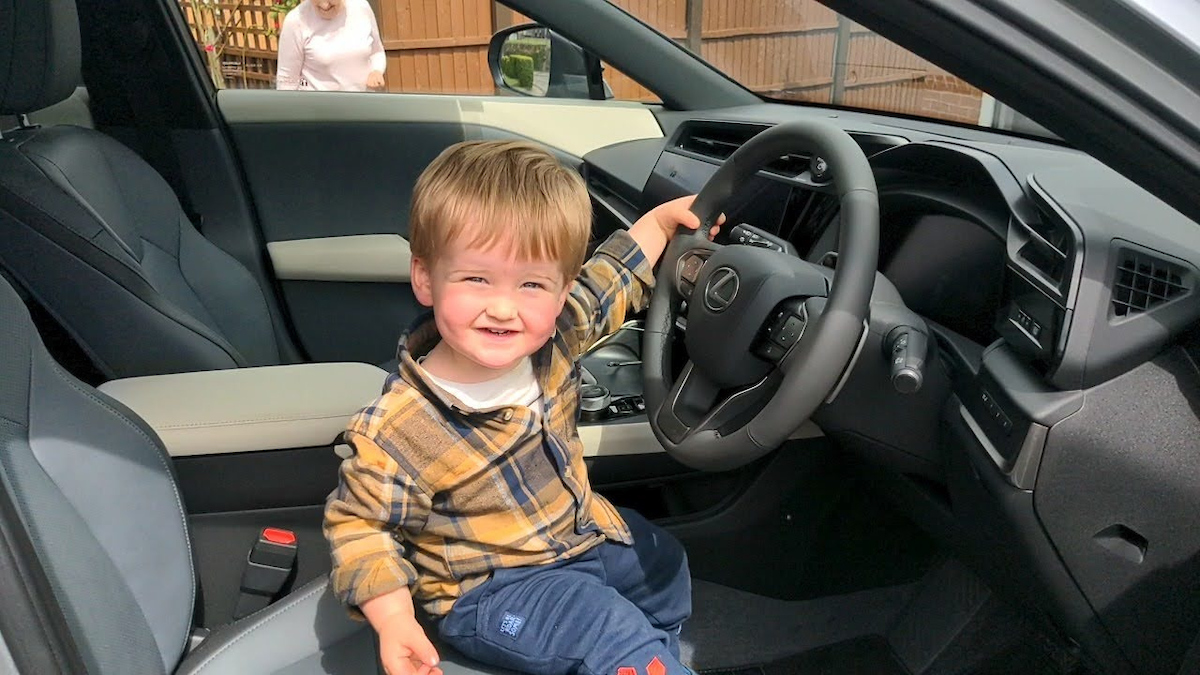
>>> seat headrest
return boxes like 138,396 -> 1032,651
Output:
0,0 -> 82,115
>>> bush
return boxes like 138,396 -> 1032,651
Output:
510,54 -> 534,89
506,38 -> 549,71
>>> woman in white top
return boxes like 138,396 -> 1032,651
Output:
276,0 -> 387,92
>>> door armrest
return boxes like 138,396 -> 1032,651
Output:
98,363 -> 387,457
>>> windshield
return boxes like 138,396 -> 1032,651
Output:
611,0 -> 1054,137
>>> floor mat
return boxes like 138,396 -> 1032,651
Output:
684,474 -> 938,601
679,580 -> 918,669
923,596 -> 1087,675
701,637 -> 909,675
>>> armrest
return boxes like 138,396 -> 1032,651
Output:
98,363 -> 387,457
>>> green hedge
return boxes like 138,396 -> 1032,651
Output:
506,38 -> 549,71
501,54 -> 535,89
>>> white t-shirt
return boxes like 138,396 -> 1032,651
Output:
423,357 -> 542,412
275,0 -> 387,92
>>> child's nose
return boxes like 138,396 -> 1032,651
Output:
486,296 -> 517,321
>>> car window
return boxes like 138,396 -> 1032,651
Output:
609,0 -> 1050,135
177,0 -> 651,100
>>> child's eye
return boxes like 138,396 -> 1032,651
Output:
464,276 -> 487,284
522,281 -> 545,290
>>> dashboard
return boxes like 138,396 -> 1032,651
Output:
581,109 -> 1200,675
586,117 -> 1200,392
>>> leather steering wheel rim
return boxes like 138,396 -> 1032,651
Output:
643,119 -> 879,471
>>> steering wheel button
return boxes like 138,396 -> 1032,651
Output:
775,316 -> 805,345
758,341 -> 786,362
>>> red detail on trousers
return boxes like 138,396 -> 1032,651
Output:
616,668 -> 638,675
647,656 -> 667,675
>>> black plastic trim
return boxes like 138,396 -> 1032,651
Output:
173,447 -> 342,515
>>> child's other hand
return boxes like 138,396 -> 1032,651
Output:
628,195 -> 724,268
376,612 -> 442,675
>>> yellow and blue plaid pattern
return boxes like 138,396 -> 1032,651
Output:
325,230 -> 655,618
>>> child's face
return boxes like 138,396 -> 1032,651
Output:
411,236 -> 569,382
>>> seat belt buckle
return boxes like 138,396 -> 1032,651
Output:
232,527 -> 298,619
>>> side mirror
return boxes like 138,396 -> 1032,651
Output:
488,23 -> 611,100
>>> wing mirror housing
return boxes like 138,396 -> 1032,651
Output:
488,23 -> 611,100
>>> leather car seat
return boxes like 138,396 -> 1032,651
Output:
0,0 -> 299,379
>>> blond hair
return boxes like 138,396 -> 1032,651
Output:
408,140 -> 592,280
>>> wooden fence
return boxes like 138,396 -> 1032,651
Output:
179,0 -> 982,124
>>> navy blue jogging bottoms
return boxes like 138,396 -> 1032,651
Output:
437,509 -> 693,675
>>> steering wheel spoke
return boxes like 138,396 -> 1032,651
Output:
654,362 -> 781,446
654,362 -> 719,444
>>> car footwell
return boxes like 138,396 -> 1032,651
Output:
681,558 -> 1091,675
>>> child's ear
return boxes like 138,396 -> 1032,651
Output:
411,257 -> 434,307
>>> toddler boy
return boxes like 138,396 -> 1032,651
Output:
325,139 -> 716,675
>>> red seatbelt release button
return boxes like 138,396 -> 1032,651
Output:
261,527 -> 297,546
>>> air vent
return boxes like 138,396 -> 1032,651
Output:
1111,248 -> 1190,317
675,123 -> 810,177
676,125 -> 758,161
1012,213 -> 1074,288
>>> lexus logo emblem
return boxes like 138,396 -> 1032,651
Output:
704,267 -> 740,312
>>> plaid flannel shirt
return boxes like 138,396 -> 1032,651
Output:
325,230 -> 655,618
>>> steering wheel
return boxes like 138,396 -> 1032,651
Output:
643,120 -> 879,471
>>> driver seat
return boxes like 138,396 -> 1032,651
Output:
0,252 -> 506,674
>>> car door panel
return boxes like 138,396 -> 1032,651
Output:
267,235 -> 412,283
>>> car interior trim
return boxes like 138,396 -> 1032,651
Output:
97,363 -> 388,457
217,90 -> 664,158
577,420 -> 664,457
267,235 -> 413,283
957,402 -> 1011,479
280,421 -> 677,461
